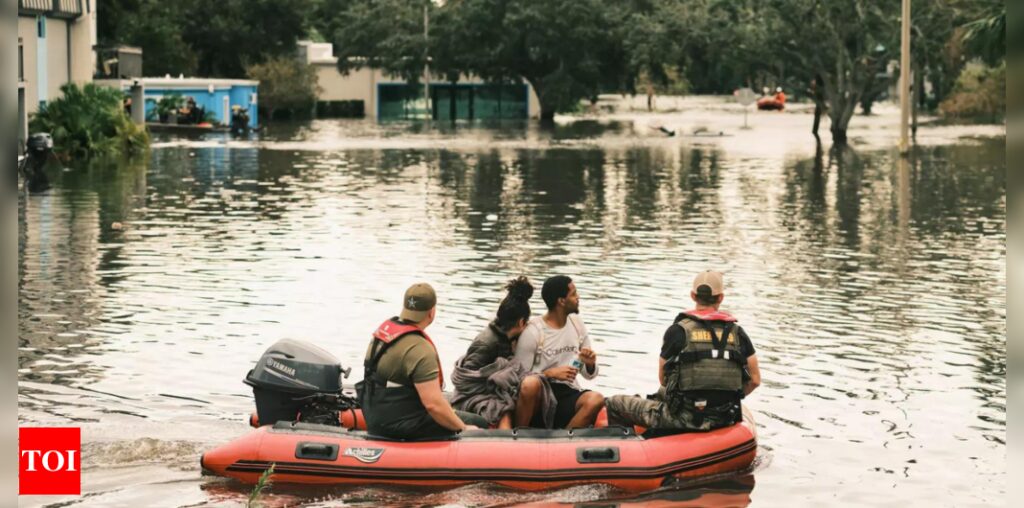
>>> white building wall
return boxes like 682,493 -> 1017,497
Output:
19,1 -> 97,115
45,19 -> 69,101
70,3 -> 98,84
18,17 -> 39,113
315,64 -> 375,104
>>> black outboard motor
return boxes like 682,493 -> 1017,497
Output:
244,339 -> 353,426
18,133 -> 53,193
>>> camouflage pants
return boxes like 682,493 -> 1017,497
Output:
605,394 -> 689,430
605,390 -> 739,432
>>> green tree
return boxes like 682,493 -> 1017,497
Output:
183,0 -> 313,77
616,0 -> 682,108
246,57 -> 322,121
99,0 -> 312,78
99,0 -> 198,77
938,62 -> 1004,122
770,0 -> 899,144
959,0 -> 1004,66
323,0 -> 623,121
663,1 -> 782,94
905,0 -> 961,112
324,0 -> 433,83
439,0 -> 620,122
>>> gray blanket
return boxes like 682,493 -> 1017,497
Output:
449,356 -> 556,428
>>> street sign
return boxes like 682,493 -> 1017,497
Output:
734,88 -> 757,129
735,87 -> 757,106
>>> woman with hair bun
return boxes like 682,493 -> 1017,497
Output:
450,276 -> 556,429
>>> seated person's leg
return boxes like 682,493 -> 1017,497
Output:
379,412 -> 452,440
605,394 -> 665,428
566,390 -> 604,429
514,375 -> 543,427
549,384 -> 584,429
498,412 -> 512,430
454,410 -> 488,429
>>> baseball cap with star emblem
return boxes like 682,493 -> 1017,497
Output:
400,282 -> 437,322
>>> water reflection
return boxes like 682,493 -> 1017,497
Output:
200,474 -> 755,508
18,156 -> 147,384
17,121 -> 1005,506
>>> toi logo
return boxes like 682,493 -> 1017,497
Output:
19,427 -> 81,495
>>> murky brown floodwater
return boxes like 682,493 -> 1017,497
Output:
19,98 -> 1005,507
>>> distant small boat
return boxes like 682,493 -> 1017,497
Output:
756,97 -> 785,111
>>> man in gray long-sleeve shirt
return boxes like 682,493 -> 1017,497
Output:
512,275 -> 605,428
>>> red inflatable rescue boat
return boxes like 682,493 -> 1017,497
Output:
204,339 -> 757,491
757,90 -> 786,111
202,409 -> 756,491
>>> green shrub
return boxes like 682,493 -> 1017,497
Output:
938,62 -> 1005,123
29,83 -> 149,158
156,93 -> 185,118
246,57 -> 320,121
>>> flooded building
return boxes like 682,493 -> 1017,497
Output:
94,77 -> 260,129
297,41 -> 540,120
17,0 -> 98,149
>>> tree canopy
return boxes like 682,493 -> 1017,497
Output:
246,57 -> 322,121
99,0 -> 1005,135
100,0 -> 311,78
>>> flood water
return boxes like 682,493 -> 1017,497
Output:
18,99 -> 1005,507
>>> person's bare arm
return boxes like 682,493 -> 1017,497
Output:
658,357 -> 667,386
543,365 -> 578,382
743,355 -> 761,396
578,347 -> 598,378
414,379 -> 472,431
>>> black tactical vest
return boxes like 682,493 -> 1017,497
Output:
663,315 -> 746,429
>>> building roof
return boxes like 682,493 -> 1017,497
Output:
19,0 -> 83,19
142,77 -> 259,88
94,77 -> 259,90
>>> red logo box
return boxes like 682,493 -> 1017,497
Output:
19,427 -> 81,495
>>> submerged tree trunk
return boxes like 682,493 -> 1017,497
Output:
831,125 -> 848,144
530,79 -> 557,124
449,81 -> 457,122
540,107 -> 556,124
829,96 -> 858,145
822,74 -> 855,145
912,70 -> 924,139
818,50 -> 884,145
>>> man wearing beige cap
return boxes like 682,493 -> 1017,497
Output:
605,270 -> 760,432
360,283 -> 487,439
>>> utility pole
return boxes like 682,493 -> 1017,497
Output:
899,0 -> 911,155
423,2 -> 431,120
